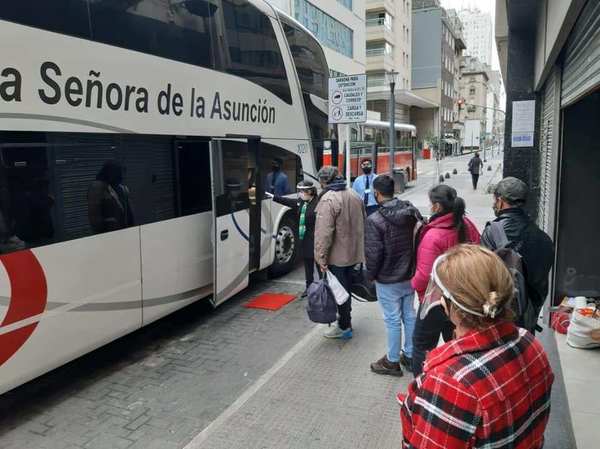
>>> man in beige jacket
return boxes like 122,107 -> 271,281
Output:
314,166 -> 366,339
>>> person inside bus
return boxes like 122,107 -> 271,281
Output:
273,180 -> 319,298
88,160 -> 135,234
266,158 -> 289,197
400,245 -> 554,449
352,159 -> 378,216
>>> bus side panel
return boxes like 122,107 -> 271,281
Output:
259,198 -> 274,271
0,229 -> 142,395
140,214 -> 213,325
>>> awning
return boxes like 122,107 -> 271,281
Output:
361,119 -> 417,134
366,86 -> 439,109
443,138 -> 458,144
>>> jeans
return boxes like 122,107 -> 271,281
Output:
375,281 -> 416,362
303,258 -> 315,290
471,173 -> 480,189
328,265 -> 353,331
412,302 -> 454,376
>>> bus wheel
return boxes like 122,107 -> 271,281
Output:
270,214 -> 298,277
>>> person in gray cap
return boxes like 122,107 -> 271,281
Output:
314,166 -> 366,339
481,177 -> 554,333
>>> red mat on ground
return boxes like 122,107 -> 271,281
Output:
243,293 -> 297,311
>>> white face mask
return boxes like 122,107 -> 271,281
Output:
299,192 -> 311,201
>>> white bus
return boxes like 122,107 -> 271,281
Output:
0,0 -> 329,394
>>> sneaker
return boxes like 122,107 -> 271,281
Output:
399,353 -> 413,373
323,325 -> 353,340
370,355 -> 403,377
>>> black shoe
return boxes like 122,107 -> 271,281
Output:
399,353 -> 413,373
370,355 -> 403,377
299,289 -> 308,299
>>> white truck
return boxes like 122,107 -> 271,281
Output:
464,119 -> 482,151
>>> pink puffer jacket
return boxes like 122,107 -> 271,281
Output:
411,213 -> 481,300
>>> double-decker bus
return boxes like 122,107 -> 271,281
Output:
0,0 -> 328,394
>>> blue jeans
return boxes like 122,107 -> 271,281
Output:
375,281 -> 416,362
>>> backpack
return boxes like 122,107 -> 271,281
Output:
306,274 -> 338,324
487,221 -> 538,332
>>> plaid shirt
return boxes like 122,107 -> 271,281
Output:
400,322 -> 554,449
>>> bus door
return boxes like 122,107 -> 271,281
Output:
209,138 -> 262,306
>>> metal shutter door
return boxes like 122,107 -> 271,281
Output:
561,0 -> 600,107
539,70 -> 556,231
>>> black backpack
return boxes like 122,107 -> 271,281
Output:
487,221 -> 538,332
306,274 -> 338,324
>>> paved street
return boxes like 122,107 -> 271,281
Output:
0,152 -> 575,449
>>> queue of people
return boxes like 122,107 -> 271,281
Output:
303,164 -> 555,448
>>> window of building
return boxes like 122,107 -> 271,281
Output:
294,0 -> 353,58
337,0 -> 352,10
366,12 -> 392,30
366,41 -> 393,57
469,86 -> 476,96
367,72 -> 386,87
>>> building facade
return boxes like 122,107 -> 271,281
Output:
458,55 -> 489,149
411,0 -> 465,153
496,0 -> 600,321
364,0 -> 436,128
459,7 -> 493,67
268,0 -> 366,75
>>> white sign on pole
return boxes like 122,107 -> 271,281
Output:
328,75 -> 367,124
511,100 -> 535,148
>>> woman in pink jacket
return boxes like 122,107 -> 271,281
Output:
411,185 -> 480,375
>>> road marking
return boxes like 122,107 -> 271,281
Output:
183,322 -> 322,448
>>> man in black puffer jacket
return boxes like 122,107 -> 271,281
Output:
481,177 -> 554,332
366,175 -> 423,376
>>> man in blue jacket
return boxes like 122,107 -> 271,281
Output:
266,159 -> 289,197
352,159 -> 378,216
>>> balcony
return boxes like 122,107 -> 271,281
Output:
366,0 -> 395,15
366,18 -> 395,44
366,49 -> 395,72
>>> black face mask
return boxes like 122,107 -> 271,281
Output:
362,167 -> 372,174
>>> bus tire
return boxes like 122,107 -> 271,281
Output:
269,213 -> 298,277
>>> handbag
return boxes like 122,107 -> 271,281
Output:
350,264 -> 377,302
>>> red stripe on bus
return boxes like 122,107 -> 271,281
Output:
0,250 -> 48,367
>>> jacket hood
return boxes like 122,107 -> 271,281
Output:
326,177 -> 347,192
378,198 -> 422,225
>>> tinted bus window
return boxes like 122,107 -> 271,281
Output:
0,132 -> 211,255
213,1 -> 292,104
281,19 -> 329,168
87,0 -> 291,104
0,0 -> 91,39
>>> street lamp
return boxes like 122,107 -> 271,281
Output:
386,71 -> 399,175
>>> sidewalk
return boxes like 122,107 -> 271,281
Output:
182,153 -> 507,449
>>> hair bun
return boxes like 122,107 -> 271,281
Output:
483,291 -> 500,318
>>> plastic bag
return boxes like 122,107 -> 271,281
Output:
326,271 -> 349,306
566,308 -> 600,349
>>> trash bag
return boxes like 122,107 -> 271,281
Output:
306,275 -> 337,324
566,308 -> 600,349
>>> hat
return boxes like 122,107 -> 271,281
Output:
317,166 -> 339,184
494,177 -> 528,205
297,180 -> 316,191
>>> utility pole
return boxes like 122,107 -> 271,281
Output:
386,71 -> 398,176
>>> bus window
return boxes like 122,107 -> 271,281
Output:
0,0 -> 91,39
211,0 -> 292,105
87,0 -> 291,105
280,18 -> 329,167
176,141 -> 212,217
261,144 -> 301,196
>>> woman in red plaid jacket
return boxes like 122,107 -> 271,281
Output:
399,245 -> 554,449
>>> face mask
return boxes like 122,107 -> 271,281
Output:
299,192 -> 311,201
362,167 -> 372,174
